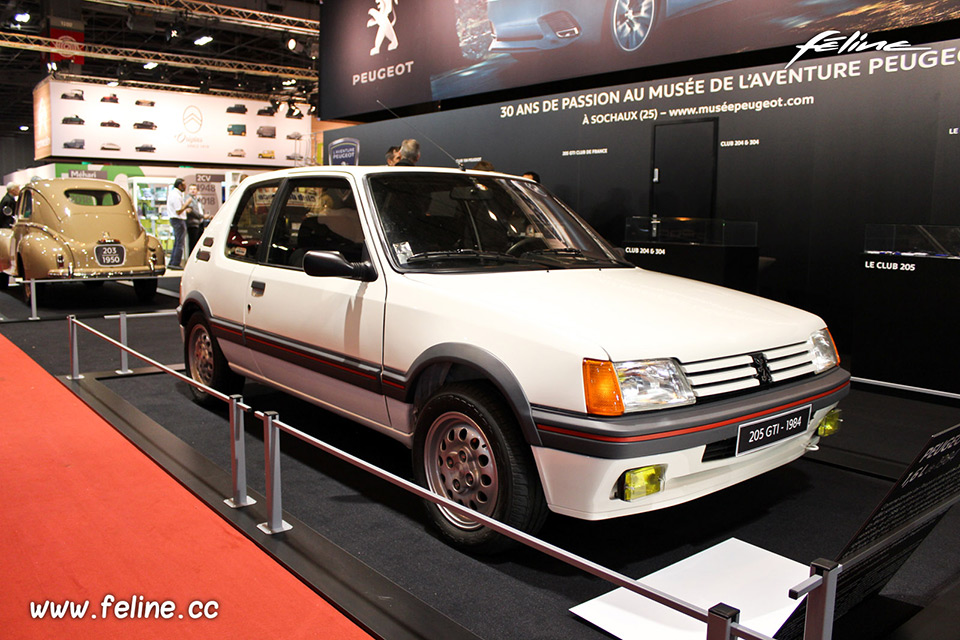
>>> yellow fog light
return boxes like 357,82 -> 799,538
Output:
817,409 -> 843,438
621,465 -> 665,501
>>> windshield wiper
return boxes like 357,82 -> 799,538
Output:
520,247 -> 628,266
405,249 -> 526,265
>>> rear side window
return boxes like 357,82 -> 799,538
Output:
18,191 -> 33,219
64,189 -> 121,206
226,182 -> 279,263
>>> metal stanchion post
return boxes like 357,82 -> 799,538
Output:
706,603 -> 740,640
801,559 -> 840,640
257,411 -> 291,534
28,279 -> 38,320
225,394 -> 255,509
116,311 -> 133,375
67,315 -> 83,381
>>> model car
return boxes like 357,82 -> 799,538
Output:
133,121 -> 157,130
63,138 -> 85,149
135,144 -> 155,152
101,142 -> 121,151
61,89 -> 84,100
286,153 -> 303,161
101,93 -> 119,103
227,124 -> 247,136
228,149 -> 246,158
257,106 -> 276,116
226,104 -> 248,114
258,150 -> 275,159
488,0 -> 733,54
286,131 -> 303,140
257,126 -> 276,138
179,166 -> 849,552
100,120 -> 121,128
0,177 -> 165,301
62,115 -> 84,125
135,99 -> 155,107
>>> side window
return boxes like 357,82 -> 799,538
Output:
264,177 -> 364,269
18,191 -> 32,219
225,182 -> 279,262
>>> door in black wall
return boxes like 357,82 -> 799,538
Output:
651,119 -> 718,218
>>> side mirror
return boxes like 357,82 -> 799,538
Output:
303,250 -> 377,282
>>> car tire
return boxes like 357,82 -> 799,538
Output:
133,278 -> 158,303
184,314 -> 244,404
413,382 -> 548,553
606,0 -> 659,54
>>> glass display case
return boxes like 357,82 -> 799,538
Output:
864,224 -> 960,258
622,217 -> 760,293
131,178 -> 176,254
625,216 -> 757,247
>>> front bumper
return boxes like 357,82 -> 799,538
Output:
530,367 -> 850,520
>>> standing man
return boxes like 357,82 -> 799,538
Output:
385,145 -> 400,165
0,182 -> 19,228
185,184 -> 205,257
396,139 -> 420,166
166,178 -> 189,268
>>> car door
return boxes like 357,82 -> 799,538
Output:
244,175 -> 390,427
210,179 -> 283,376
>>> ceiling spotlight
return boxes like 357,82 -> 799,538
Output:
286,99 -> 302,119
14,12 -> 30,23
282,78 -> 297,87
46,61 -> 57,73
194,35 -> 213,46
270,98 -> 280,111
143,61 -> 158,70
286,37 -> 304,54
19,125 -> 29,131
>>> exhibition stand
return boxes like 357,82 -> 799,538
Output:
622,217 -> 760,293
853,224 -> 960,396
52,313 -> 960,640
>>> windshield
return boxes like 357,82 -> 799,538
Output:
367,173 -> 628,271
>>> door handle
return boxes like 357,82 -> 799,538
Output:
652,167 -> 660,183
251,280 -> 266,294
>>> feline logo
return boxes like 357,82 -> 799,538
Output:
367,0 -> 398,56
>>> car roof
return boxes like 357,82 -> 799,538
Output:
245,164 -> 525,183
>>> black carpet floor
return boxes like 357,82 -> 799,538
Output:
3,286 -> 959,640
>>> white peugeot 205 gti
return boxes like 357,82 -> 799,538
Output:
179,166 -> 848,552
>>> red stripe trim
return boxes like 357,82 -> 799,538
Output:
537,381 -> 850,443
383,379 -> 406,390
245,335 -> 378,381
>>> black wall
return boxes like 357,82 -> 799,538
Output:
332,39 -> 960,349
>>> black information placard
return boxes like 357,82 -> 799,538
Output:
775,423 -> 960,640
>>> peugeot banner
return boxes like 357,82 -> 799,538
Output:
320,0 -> 960,120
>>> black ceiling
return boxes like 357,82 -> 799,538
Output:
0,0 -> 319,136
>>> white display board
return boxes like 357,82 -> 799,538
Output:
42,79 -> 311,167
571,538 -> 809,640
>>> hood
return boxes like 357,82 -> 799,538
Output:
402,267 -> 827,363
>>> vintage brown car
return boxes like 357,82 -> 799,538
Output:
0,177 -> 166,302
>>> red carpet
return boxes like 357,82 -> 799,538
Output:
0,333 -> 372,640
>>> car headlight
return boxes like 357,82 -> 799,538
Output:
583,358 -> 695,416
808,328 -> 840,373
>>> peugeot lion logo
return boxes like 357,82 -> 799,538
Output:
367,0 -> 398,56
182,105 -> 203,133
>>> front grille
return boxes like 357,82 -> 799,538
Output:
680,341 -> 817,400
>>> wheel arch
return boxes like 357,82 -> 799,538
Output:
179,291 -> 212,328
401,343 -> 541,447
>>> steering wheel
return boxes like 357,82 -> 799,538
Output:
506,236 -> 543,256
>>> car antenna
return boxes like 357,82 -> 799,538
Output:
376,99 -> 464,171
